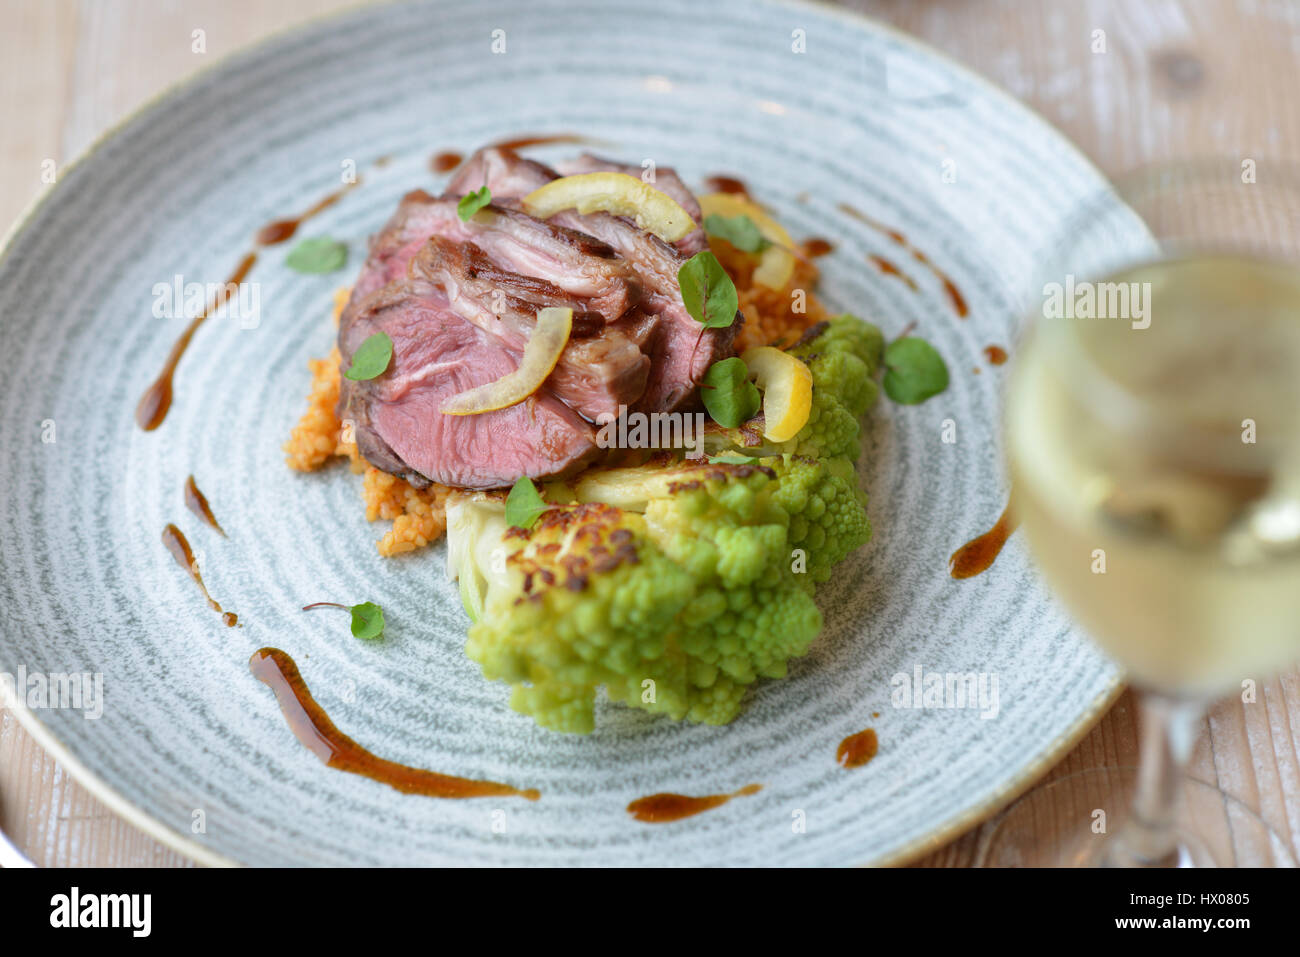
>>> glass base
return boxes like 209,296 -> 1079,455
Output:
976,767 -> 1297,867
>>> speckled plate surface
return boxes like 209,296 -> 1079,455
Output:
0,0 -> 1125,866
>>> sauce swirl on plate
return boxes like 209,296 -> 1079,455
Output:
627,783 -> 762,822
836,728 -> 879,768
136,175 -> 364,431
431,150 -> 463,173
703,174 -> 748,196
161,523 -> 237,626
949,501 -> 1019,579
183,475 -> 225,536
250,648 -> 540,800
802,237 -> 834,258
838,202 -> 968,317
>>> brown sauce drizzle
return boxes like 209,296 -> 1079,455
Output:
627,784 -> 761,823
431,150 -> 463,173
491,133 -> 589,152
136,175 -> 365,432
836,728 -> 878,768
803,237 -> 834,258
838,203 -> 969,317
135,252 -> 257,431
253,220 -> 296,246
936,272 -> 969,318
253,180 -> 359,248
868,254 -> 919,290
183,475 -> 225,536
949,501 -> 1019,579
703,174 -> 748,196
161,524 -> 237,626
249,648 -> 540,800
983,345 -> 1008,366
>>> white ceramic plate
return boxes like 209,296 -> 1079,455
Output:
0,0 -> 1124,866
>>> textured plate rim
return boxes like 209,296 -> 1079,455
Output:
0,0 -> 1124,868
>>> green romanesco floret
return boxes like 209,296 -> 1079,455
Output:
448,461 -> 832,732
704,314 -> 884,460
792,313 -> 884,416
445,314 -> 883,733
766,454 -> 872,584
454,497 -> 699,733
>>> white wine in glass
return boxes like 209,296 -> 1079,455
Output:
985,164 -> 1300,867
1010,256 -> 1300,696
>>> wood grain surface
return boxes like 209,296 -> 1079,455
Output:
1,0 -> 1297,868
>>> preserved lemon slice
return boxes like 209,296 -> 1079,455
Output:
698,192 -> 796,290
741,346 -> 813,442
441,307 -> 573,415
522,173 -> 696,242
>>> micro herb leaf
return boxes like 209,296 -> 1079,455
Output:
678,251 -> 739,329
882,336 -> 950,404
505,477 -> 549,531
285,236 -> 348,274
457,186 -> 492,221
701,357 -> 761,427
703,213 -> 771,253
344,332 -> 393,381
709,452 -> 759,465
349,601 -> 385,640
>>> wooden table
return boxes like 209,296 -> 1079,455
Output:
2,0 -> 1297,867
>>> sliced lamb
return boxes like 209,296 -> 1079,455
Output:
555,153 -> 708,256
464,203 -> 638,321
411,236 -> 649,420
341,189 -> 440,315
444,146 -> 555,200
549,207 -> 741,411
342,192 -> 637,326
444,148 -> 738,409
336,144 -> 744,489
337,279 -> 597,489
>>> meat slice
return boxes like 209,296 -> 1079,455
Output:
337,280 -> 597,489
334,144 -> 744,491
549,207 -> 741,411
343,191 -> 638,325
446,146 -> 555,200
608,307 -> 660,350
414,233 -> 605,327
463,204 -> 637,320
411,237 -> 649,420
444,148 -> 737,410
556,153 -> 707,256
343,189 -> 441,312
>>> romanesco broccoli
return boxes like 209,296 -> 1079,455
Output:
445,314 -> 883,732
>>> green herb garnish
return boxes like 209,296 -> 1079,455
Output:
701,357 -> 761,427
349,601 -> 386,640
882,336 -> 949,404
301,601 -> 386,640
703,214 -> 771,254
678,251 -> 739,329
505,477 -> 549,530
709,452 -> 760,465
285,236 -> 348,274
457,186 -> 492,221
344,332 -> 393,381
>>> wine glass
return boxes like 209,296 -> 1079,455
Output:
981,160 -> 1300,866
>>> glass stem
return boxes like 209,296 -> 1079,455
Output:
1105,691 -> 1205,867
